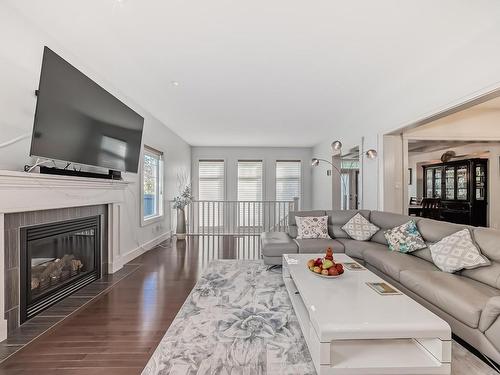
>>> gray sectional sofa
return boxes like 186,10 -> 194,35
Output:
260,209 -> 500,363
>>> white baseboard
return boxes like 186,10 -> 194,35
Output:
110,231 -> 172,273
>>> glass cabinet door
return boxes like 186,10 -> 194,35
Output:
445,167 -> 455,200
426,169 -> 433,198
475,165 -> 486,200
434,169 -> 442,198
456,165 -> 468,200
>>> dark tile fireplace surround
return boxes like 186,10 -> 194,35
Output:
4,205 -> 108,333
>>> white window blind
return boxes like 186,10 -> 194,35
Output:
198,160 -> 225,201
198,160 -> 225,229
238,161 -> 263,228
276,161 -> 301,202
237,161 -> 263,201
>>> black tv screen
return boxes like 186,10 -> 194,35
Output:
30,47 -> 144,173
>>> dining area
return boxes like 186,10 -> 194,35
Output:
408,197 -> 442,220
408,158 -> 488,227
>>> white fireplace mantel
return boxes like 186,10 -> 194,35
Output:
0,170 -> 131,341
0,170 -> 130,212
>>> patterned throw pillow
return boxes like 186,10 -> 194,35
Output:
384,220 -> 426,253
296,216 -> 330,239
341,213 -> 379,241
429,229 -> 490,273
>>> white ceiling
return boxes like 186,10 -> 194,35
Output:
6,0 -> 500,147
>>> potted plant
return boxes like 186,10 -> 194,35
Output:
173,178 -> 193,240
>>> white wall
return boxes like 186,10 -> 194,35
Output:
408,143 -> 500,229
309,14 -> 500,212
0,5 -> 191,262
191,147 -> 313,209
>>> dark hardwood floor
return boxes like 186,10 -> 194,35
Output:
0,236 -> 260,375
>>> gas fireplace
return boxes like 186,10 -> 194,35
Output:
20,216 -> 101,323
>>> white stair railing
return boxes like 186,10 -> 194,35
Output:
173,197 -> 299,236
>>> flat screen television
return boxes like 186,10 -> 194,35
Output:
30,47 -> 144,173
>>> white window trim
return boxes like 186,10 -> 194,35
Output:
140,145 -> 164,227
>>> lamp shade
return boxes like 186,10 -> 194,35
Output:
331,140 -> 342,152
365,149 -> 378,159
311,158 -> 320,166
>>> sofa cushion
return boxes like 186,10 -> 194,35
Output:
417,218 -> 474,243
429,229 -> 490,273
363,247 -> 438,281
296,216 -> 330,239
473,227 -> 500,262
486,319 -> 500,352
462,228 -> 500,289
342,213 -> 379,241
370,211 -> 420,245
412,247 -> 434,263
294,238 -> 344,254
326,210 -> 371,239
260,232 -> 298,257
462,263 -> 500,290
288,210 -> 326,238
384,220 -> 426,253
336,238 -> 388,260
400,270 -> 500,329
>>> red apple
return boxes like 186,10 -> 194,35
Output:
328,267 -> 339,276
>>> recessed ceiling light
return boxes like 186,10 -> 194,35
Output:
171,81 -> 180,87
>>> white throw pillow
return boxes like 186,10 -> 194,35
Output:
342,213 -> 379,241
429,229 -> 490,273
296,216 -> 330,239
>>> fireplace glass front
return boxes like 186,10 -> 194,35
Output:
20,216 -> 101,322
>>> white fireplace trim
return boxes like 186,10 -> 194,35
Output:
0,170 -> 132,341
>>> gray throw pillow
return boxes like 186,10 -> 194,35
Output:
342,213 -> 379,241
429,229 -> 490,273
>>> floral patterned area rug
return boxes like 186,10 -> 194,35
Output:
141,260 -> 315,375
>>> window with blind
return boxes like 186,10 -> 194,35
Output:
198,160 -> 225,229
142,146 -> 164,225
238,161 -> 263,201
238,161 -> 263,228
276,161 -> 301,202
198,160 -> 225,200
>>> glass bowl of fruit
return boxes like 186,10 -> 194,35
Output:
306,248 -> 344,278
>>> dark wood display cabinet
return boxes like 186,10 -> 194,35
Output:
423,158 -> 488,227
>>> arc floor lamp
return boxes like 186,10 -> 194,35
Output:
312,140 -> 377,210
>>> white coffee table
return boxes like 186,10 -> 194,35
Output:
283,253 -> 451,375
